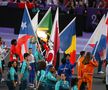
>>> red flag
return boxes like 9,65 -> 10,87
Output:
106,14 -> 108,43
16,5 -> 35,62
49,8 -> 60,66
16,35 -> 32,62
53,22 -> 60,66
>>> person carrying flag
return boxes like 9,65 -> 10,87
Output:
82,52 -> 98,90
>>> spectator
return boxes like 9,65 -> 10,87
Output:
65,0 -> 75,14
47,0 -> 53,5
53,0 -> 58,5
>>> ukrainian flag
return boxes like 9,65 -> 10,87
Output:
60,18 -> 76,64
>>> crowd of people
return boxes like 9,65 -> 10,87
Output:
0,0 -> 108,9
10,0 -> 108,8
0,36 -> 107,90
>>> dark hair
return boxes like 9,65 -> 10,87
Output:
11,39 -> 17,45
60,72 -> 66,76
61,58 -> 66,64
71,78 -> 78,87
11,61 -> 17,64
80,51 -> 85,56
24,53 -> 30,59
82,52 -> 92,65
38,60 -> 46,70
48,65 -> 53,69
29,48 -> 32,50
8,61 -> 17,68
8,62 -> 12,68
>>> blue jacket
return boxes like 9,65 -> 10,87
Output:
58,60 -> 76,81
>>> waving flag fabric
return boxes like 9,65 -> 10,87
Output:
49,8 -> 60,66
87,14 -> 107,61
37,7 -> 52,34
60,17 -> 76,64
95,35 -> 107,60
32,11 -> 39,33
16,5 -> 35,62
84,15 -> 106,49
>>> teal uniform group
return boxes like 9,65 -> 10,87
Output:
9,67 -> 17,81
7,61 -> 17,90
55,80 -> 70,90
39,66 -> 57,84
37,70 -> 46,82
19,53 -> 30,90
38,65 -> 57,90
20,60 -> 29,81
34,49 -> 43,62
55,73 -> 70,90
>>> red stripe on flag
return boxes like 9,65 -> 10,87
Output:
53,22 -> 60,66
89,44 -> 96,48
17,35 -> 32,45
106,17 -> 108,44
70,50 -> 76,64
106,18 -> 108,25
16,35 -> 32,62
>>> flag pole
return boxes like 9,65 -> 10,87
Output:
37,7 -> 51,29
25,4 -> 43,54
83,14 -> 105,51
76,14 -> 105,62
59,17 -> 76,36
93,14 -> 107,55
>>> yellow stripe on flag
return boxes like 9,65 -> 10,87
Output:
37,27 -> 49,31
65,35 -> 76,54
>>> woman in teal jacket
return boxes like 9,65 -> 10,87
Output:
55,73 -> 70,90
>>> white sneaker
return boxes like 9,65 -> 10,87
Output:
29,83 -> 34,88
98,71 -> 104,74
1,78 -> 5,82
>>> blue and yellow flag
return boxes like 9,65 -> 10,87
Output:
60,18 -> 76,64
